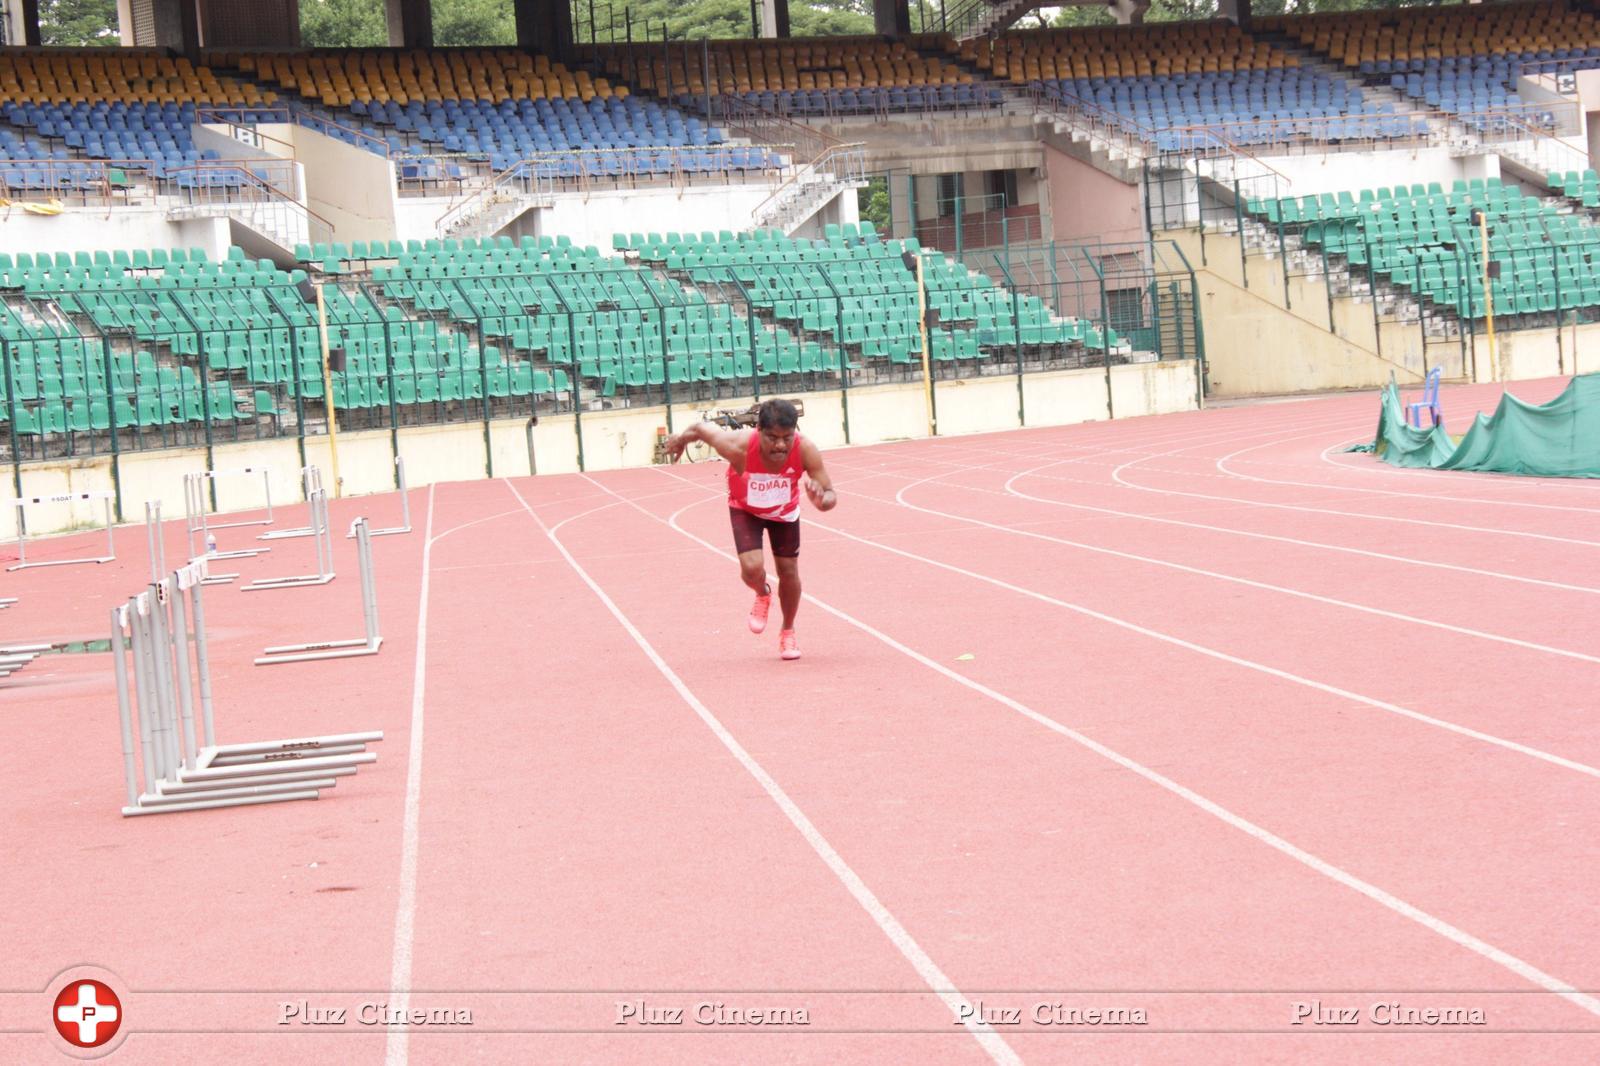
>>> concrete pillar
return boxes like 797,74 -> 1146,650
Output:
873,0 -> 909,37
516,0 -> 572,60
760,0 -> 789,38
1108,0 -> 1152,25
137,0 -> 201,56
386,0 -> 432,49
18,0 -> 43,46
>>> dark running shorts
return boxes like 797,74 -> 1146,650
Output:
729,507 -> 801,558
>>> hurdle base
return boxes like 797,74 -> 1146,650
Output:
255,636 -> 382,666
142,778 -> 340,805
123,790 -> 319,816
8,554 -> 114,572
240,573 -> 336,592
204,517 -> 273,530
348,524 -> 411,538
156,766 -> 359,794
210,548 -> 270,560
258,526 -> 316,541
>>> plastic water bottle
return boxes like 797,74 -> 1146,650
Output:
205,532 -> 217,556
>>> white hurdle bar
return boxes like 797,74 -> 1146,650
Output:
240,489 -> 334,592
256,517 -> 383,665
350,456 -> 412,538
6,492 -> 116,571
0,597 -> 16,610
184,468 -> 275,560
0,642 -> 45,679
259,467 -> 326,541
113,556 -> 383,816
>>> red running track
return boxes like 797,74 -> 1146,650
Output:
2,375 -> 1598,1063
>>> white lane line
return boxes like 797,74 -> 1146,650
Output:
505,476 -> 1021,1066
615,467 -> 1600,1025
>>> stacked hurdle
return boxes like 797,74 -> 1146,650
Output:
113,556 -> 383,816
0,643 -> 46,681
6,491 -> 117,571
256,518 -> 382,665
184,467 -> 274,561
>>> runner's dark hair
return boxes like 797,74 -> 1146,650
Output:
757,398 -> 799,431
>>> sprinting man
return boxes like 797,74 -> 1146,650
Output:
664,398 -> 837,660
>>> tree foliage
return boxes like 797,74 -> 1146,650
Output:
300,0 -> 386,47
858,175 -> 891,232
38,0 -> 119,46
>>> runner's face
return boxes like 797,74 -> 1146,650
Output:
759,426 -> 794,465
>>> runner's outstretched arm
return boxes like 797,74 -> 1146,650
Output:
665,422 -> 748,466
800,439 -> 837,511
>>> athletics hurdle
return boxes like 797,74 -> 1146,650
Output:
348,457 -> 412,538
6,492 -> 116,571
259,467 -> 327,541
0,597 -> 15,610
113,556 -> 383,816
256,517 -> 382,665
184,468 -> 275,561
239,489 -> 334,592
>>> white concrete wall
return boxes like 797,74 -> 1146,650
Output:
1257,147 -> 1495,198
393,183 -> 775,247
2,359 -> 1198,538
0,210 -> 231,259
539,184 -> 772,247
280,124 -> 399,247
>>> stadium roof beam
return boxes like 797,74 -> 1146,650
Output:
875,0 -> 910,36
387,0 -> 433,47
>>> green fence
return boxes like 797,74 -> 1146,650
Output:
2,232 -> 1204,497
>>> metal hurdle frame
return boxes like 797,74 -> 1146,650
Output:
349,457 -> 412,538
259,467 -> 326,541
256,517 -> 383,665
240,489 -> 334,592
151,499 -> 239,585
6,492 -> 117,571
113,556 -> 384,816
0,597 -> 15,610
184,468 -> 275,560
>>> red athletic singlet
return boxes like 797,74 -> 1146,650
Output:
727,430 -> 804,522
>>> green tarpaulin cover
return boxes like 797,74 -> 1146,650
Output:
1351,374 -> 1600,477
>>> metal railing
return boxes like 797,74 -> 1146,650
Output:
200,106 -> 394,158
164,167 -> 334,249
1,245 -> 1150,487
195,108 -> 299,157
0,156 -> 304,211
434,162 -> 557,239
691,85 -> 1014,124
711,91 -> 842,161
752,143 -> 868,232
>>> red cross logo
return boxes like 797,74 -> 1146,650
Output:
52,980 -> 122,1048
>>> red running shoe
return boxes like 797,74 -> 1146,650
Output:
779,629 -> 800,661
748,586 -> 772,634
